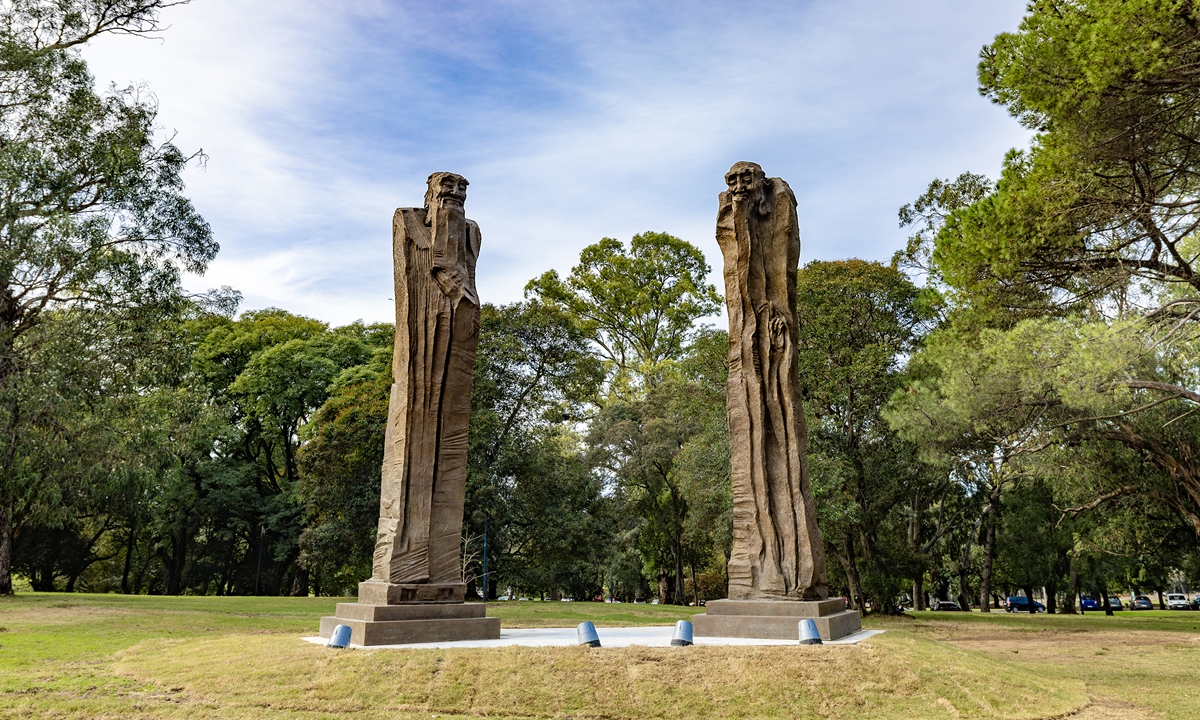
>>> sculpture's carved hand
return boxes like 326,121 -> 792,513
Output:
769,312 -> 788,350
432,266 -> 464,303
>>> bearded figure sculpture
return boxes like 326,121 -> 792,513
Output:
319,173 -> 499,645
717,161 -> 829,601
367,171 -> 481,601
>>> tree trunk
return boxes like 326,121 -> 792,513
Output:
1064,562 -> 1078,614
913,575 -> 924,612
1023,585 -> 1036,613
290,565 -> 309,597
979,516 -> 996,612
0,501 -> 11,595
690,562 -> 699,606
839,533 -> 864,612
979,492 -> 999,613
1157,588 -> 1165,610
0,315 -> 18,599
165,529 -> 187,595
657,568 -> 669,604
121,521 -> 136,595
672,540 -> 686,605
1046,581 -> 1058,614
1097,577 -> 1113,616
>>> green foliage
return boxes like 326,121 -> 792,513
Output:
295,363 -> 391,595
935,0 -> 1200,314
0,0 -> 216,594
526,232 -> 721,394
797,260 -> 931,612
464,301 -> 603,599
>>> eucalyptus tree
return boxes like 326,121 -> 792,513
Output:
0,0 -> 215,595
795,259 -> 930,612
526,232 -> 721,396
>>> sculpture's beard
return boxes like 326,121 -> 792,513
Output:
430,195 -> 465,226
428,196 -> 470,305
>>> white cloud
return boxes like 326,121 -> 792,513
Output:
81,0 -> 1032,325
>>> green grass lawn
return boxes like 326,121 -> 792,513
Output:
0,593 -> 1194,719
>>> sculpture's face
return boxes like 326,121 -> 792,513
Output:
725,165 -> 761,198
435,174 -> 469,206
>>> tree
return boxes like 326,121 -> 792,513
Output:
886,323 -> 1067,611
938,1 -> 1200,314
526,232 -> 721,394
586,332 -> 731,605
465,301 -> 602,599
0,0 -> 215,594
296,353 -> 391,595
993,478 -> 1067,613
795,260 -> 930,613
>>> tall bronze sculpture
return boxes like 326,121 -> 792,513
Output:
693,162 -> 860,640
319,173 -> 500,645
370,171 -> 480,598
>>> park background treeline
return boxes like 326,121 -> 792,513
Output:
5,0 -> 1200,614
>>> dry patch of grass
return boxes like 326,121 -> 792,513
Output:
10,594 -> 1195,720
109,632 -> 1085,719
905,614 -> 1200,718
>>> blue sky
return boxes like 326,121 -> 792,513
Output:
83,0 -> 1031,325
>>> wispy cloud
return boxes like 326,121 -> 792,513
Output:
83,0 -> 1031,325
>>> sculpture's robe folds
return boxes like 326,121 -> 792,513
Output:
717,162 -> 828,600
372,185 -> 481,586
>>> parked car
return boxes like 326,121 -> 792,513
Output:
1166,593 -> 1191,610
1132,595 -> 1154,610
932,600 -> 962,611
1191,595 -> 1200,610
1005,596 -> 1046,613
1080,595 -> 1100,611
1106,597 -> 1124,611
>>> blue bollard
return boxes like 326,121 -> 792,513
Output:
577,621 -> 601,647
671,620 -> 694,646
798,618 -> 823,645
327,624 -> 352,649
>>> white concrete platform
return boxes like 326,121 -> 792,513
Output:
302,626 -> 883,650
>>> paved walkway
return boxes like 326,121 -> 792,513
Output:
301,626 -> 883,650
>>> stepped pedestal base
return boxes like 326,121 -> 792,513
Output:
692,599 -> 861,642
318,582 -> 500,646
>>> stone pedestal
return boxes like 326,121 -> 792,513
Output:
356,580 -> 467,605
691,599 -> 861,642
318,582 -> 500,646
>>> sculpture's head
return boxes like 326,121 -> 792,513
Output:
723,161 -> 771,216
725,162 -> 765,198
424,172 -> 469,212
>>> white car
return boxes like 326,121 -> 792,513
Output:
1166,593 -> 1191,610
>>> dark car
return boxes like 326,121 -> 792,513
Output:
1005,596 -> 1046,613
1081,596 -> 1100,611
932,600 -> 962,611
1106,596 -> 1124,611
1132,595 -> 1154,610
